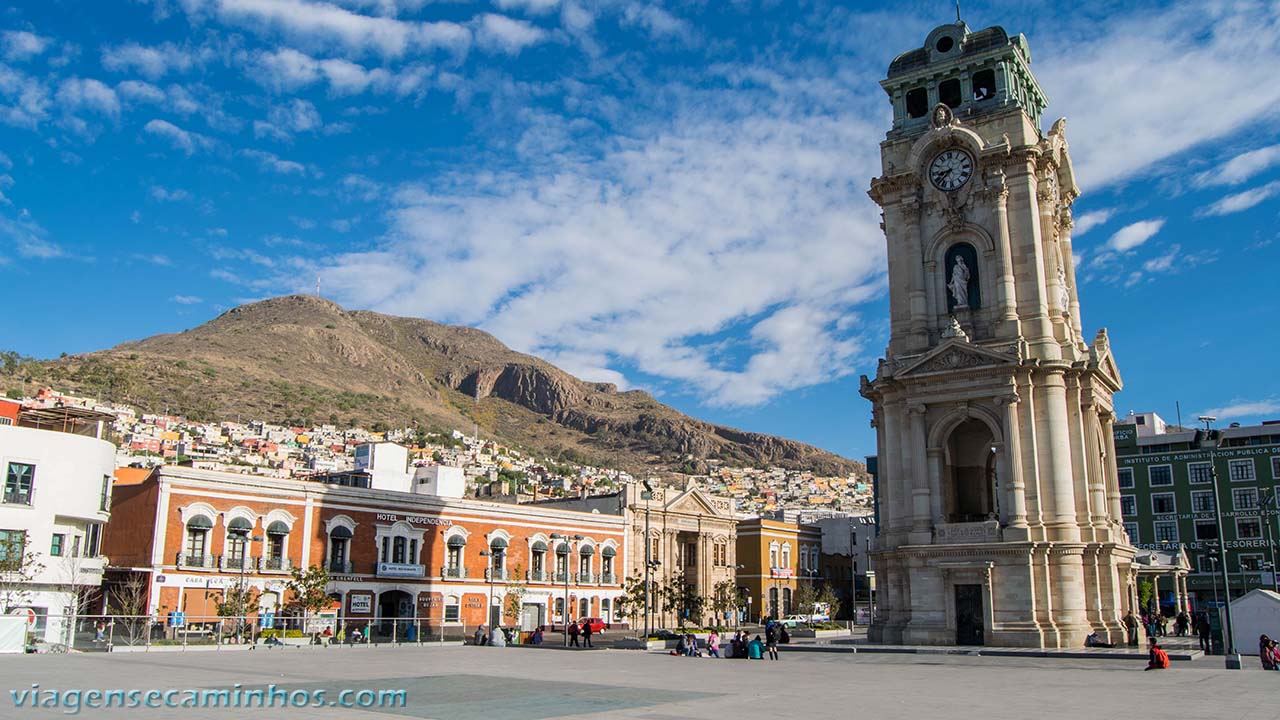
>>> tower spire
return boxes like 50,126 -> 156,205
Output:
955,0 -> 962,23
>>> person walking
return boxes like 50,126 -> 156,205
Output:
1175,611 -> 1189,637
765,623 -> 779,661
581,620 -> 593,648
1196,614 -> 1212,653
568,620 -> 580,647
706,630 -> 720,658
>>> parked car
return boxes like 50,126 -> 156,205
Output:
579,617 -> 609,633
780,615 -> 809,628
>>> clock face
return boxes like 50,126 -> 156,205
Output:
929,149 -> 974,191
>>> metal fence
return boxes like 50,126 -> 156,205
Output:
17,614 -> 492,654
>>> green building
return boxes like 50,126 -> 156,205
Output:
1115,412 -> 1280,608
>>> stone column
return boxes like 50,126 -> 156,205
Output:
927,447 -> 945,525
1058,209 -> 1084,340
903,198 -> 929,349
991,176 -> 1020,332
908,403 -> 932,540
1101,412 -> 1124,526
995,393 -> 1028,530
1035,370 -> 1080,541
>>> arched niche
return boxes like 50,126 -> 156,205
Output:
943,419 -> 999,523
945,242 -> 981,312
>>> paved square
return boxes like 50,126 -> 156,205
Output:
2,645 -> 1277,720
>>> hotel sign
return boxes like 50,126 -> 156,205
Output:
376,562 -> 426,578
375,513 -> 452,527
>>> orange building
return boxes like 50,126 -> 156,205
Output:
103,465 -> 626,636
735,518 -> 823,621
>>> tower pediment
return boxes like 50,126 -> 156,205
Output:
894,338 -> 1020,378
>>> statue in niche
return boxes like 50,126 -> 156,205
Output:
949,256 -> 971,308
1057,263 -> 1071,312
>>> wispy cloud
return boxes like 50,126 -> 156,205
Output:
171,294 -> 203,304
100,42 -> 210,81
2,30 -> 51,62
1072,208 -> 1115,237
1106,218 -> 1164,252
474,14 -> 546,55
1197,180 -> 1280,217
143,118 -> 210,155
1191,144 -> 1280,189
1198,399 -> 1280,422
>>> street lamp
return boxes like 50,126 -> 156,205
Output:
550,533 -> 582,646
641,480 -> 655,639
479,548 -> 503,633
228,530 -> 262,641
1200,415 -> 1242,669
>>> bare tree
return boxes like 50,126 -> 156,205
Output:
106,573 -> 150,646
0,533 -> 43,614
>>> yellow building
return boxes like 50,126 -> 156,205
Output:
736,518 -> 822,621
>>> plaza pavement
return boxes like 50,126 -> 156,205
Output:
2,641 -> 1277,720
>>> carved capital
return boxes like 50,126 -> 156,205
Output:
993,393 -> 1021,407
906,403 -> 927,416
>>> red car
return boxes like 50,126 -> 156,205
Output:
579,617 -> 609,633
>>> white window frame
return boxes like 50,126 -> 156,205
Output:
1193,519 -> 1219,542
1148,464 -> 1173,487
1228,458 -> 1256,482
1153,521 -> 1178,544
1120,494 -> 1137,517
1151,492 -> 1176,515
1188,461 -> 1213,484
444,595 -> 460,623
1117,467 -> 1134,489
1123,522 -> 1139,543
1239,553 -> 1265,572
1232,487 -> 1259,511
1197,555 -> 1217,574
1236,516 -> 1263,540
1190,490 -> 1216,514
1271,456 -> 1280,480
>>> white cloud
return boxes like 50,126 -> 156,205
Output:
1037,3 -> 1280,189
249,48 -> 430,96
1191,144 -> 1280,189
0,64 -> 52,128
1106,218 -> 1164,252
1141,244 -> 1179,273
273,98 -> 321,130
116,79 -> 166,104
474,14 -> 545,55
197,0 -> 471,57
0,215 -> 62,259
306,104 -> 886,406
495,0 -> 559,15
55,77 -> 121,117
1197,180 -> 1280,217
621,2 -> 690,40
143,118 -> 209,155
1198,399 -> 1280,422
2,30 -> 51,62
171,295 -> 203,304
1071,208 -> 1114,237
242,148 -> 307,174
149,185 -> 191,202
100,42 -> 206,80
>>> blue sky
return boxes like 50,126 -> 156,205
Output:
1,0 -> 1279,462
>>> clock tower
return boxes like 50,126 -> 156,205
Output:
860,21 -> 1138,647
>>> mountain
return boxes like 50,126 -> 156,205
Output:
0,295 -> 865,476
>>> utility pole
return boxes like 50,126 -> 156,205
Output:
1201,415 -> 1242,669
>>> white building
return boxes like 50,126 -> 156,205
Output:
0,406 -> 115,647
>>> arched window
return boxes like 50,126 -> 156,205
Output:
578,597 -> 589,618
530,540 -> 548,580
601,546 -> 616,581
768,587 -> 779,618
769,542 -> 779,570
225,517 -> 253,568
184,515 -> 212,566
781,543 -> 791,570
555,542 -> 570,581
489,537 -> 508,580
328,525 -> 352,573
579,544 -> 594,581
446,535 -> 466,577
265,520 -> 289,571
782,587 -> 793,615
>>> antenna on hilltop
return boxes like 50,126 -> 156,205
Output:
315,273 -> 321,297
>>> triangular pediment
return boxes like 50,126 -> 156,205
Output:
1088,328 -> 1124,391
665,487 -> 728,518
896,339 -> 1018,378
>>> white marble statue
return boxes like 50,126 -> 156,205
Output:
948,256 -> 970,307
1057,263 -> 1070,312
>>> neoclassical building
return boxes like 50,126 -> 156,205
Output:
860,20 -> 1136,647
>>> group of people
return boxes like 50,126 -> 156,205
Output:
567,620 -> 596,647
1258,635 -> 1280,670
670,625 -> 783,660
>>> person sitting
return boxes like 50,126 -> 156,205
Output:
675,635 -> 687,656
1260,635 -> 1276,671
684,633 -> 699,657
1145,639 -> 1169,671
1085,631 -> 1115,649
747,635 -> 765,660
530,627 -> 544,645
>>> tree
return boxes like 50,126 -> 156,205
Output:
792,580 -> 819,619
614,575 -> 650,634
659,576 -> 705,628
1138,578 -> 1155,613
106,573 -> 150,646
286,565 -> 331,638
215,584 -> 260,641
815,583 -> 843,623
709,579 -> 739,626
503,566 -> 527,626
0,532 -> 43,614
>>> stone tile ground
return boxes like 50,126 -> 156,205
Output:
1,644 -> 1276,719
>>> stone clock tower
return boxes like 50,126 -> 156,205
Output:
860,21 -> 1138,648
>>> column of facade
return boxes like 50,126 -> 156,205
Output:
1007,157 -> 1055,351
1101,412 -> 1124,527
995,393 -> 1028,531
991,176 -> 1020,331
1065,373 -> 1093,530
882,401 -> 908,535
908,403 -> 932,538
1058,210 -> 1084,340
1084,408 -> 1109,531
926,447 -> 945,527
1016,371 -> 1046,537
903,197 -> 929,347
1035,369 -> 1080,540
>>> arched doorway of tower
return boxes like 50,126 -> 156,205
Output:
944,419 -> 999,523
377,589 -> 414,638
